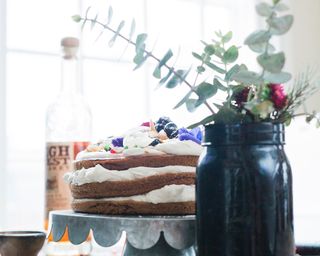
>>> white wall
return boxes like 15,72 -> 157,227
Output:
280,1 -> 320,238
283,0 -> 320,111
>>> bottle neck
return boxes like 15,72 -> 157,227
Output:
60,56 -> 82,96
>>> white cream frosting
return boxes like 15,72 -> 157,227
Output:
76,151 -> 125,160
73,184 -> 195,204
155,140 -> 203,156
76,139 -> 202,160
64,164 -> 195,185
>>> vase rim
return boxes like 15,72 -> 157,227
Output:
202,122 -> 285,146
204,122 -> 284,128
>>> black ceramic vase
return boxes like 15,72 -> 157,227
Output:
196,123 -> 295,256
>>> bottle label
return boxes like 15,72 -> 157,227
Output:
45,141 -> 89,220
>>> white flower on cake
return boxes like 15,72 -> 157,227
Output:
123,130 -> 154,149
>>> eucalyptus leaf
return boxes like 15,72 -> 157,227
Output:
159,69 -> 174,85
135,33 -> 148,52
158,49 -> 173,68
201,40 -> 208,46
204,61 -> 226,74
233,70 -> 264,85
215,30 -> 223,38
257,52 -> 285,73
214,45 -> 224,58
192,52 -> 203,62
107,6 -> 113,25
153,67 -> 161,79
222,31 -> 233,43
174,90 -> 193,109
202,53 -> 211,63
188,114 -> 215,129
133,52 -> 144,64
256,2 -> 272,17
197,66 -> 205,73
244,30 -> 271,45
91,14 -> 98,30
129,19 -> 136,40
204,45 -> 215,55
186,99 -> 199,112
273,0 -> 280,5
72,15 -> 81,23
248,42 -> 276,53
214,78 -> 227,91
166,69 -> 190,89
225,64 -> 240,81
268,15 -> 294,35
214,105 -> 244,124
223,46 -> 239,64
108,20 -> 125,47
118,19 -> 136,59
133,52 -> 149,70
81,20 -> 87,31
274,3 -> 289,11
85,6 -> 91,18
263,71 -> 292,83
153,49 -> 173,78
81,7 -> 91,30
196,82 -> 218,100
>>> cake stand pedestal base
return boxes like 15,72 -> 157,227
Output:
49,210 -> 196,256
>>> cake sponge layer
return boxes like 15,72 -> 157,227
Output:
72,200 -> 195,215
74,155 -> 199,170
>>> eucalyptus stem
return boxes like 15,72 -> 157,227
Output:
259,8 -> 274,85
82,17 -> 215,115
193,61 -> 204,87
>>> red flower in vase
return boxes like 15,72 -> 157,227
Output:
268,83 -> 288,110
235,87 -> 250,107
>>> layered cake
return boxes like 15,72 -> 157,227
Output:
64,117 -> 203,215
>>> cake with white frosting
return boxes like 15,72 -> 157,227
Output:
64,117 -> 202,215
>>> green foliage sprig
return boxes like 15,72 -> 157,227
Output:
73,0 -> 320,127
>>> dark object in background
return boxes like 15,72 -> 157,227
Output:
0,231 -> 46,256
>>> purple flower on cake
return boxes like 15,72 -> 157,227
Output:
178,127 -> 202,144
112,137 -> 124,147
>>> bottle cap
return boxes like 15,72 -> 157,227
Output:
61,37 -> 79,48
61,37 -> 79,59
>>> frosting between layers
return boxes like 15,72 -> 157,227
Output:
73,184 -> 195,204
64,165 -> 195,185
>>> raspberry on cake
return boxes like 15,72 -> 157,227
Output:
64,117 -> 203,215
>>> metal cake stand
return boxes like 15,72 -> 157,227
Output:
49,210 -> 196,256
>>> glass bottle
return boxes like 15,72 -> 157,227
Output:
196,123 -> 295,256
45,37 -> 92,255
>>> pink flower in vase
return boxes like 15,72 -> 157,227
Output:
268,83 -> 288,110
